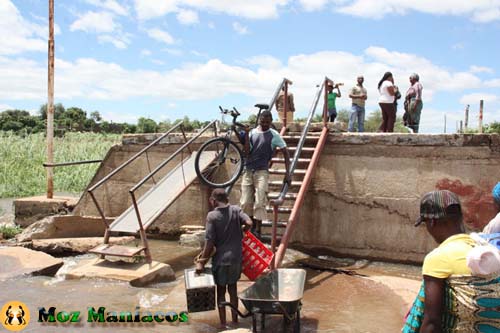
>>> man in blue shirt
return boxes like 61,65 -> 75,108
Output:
241,110 -> 291,237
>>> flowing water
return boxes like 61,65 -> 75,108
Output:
1,238 -> 421,332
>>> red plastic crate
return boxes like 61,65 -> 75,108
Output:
241,231 -> 274,281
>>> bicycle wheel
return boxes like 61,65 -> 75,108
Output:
195,137 -> 244,188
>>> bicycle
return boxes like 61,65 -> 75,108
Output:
194,104 -> 269,188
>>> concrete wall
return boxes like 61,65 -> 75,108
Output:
74,131 -> 500,262
293,133 -> 500,263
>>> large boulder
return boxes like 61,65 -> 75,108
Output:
0,247 -> 63,278
14,196 -> 78,227
17,215 -> 111,242
66,258 -> 175,287
29,236 -> 135,255
179,230 -> 205,248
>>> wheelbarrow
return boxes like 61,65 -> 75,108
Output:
220,268 -> 306,333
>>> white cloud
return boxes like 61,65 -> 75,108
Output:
333,0 -> 500,22
133,0 -> 289,20
364,46 -> 482,98
97,34 -> 131,49
460,93 -> 498,105
0,104 -> 14,111
70,11 -> 117,33
0,0 -> 46,55
85,0 -> 129,16
177,9 -> 199,25
134,0 -> 179,20
246,55 -> 282,69
233,22 -> 249,35
452,43 -> 465,50
191,50 -> 208,57
0,46 -> 491,133
146,28 -> 175,45
207,21 -> 216,29
485,79 -> 500,88
141,49 -> 152,57
163,48 -> 183,56
299,0 -> 330,11
470,65 -> 494,74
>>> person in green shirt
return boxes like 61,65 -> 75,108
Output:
327,83 -> 342,122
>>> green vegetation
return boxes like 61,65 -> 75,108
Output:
0,132 -> 120,198
464,122 -> 500,134
0,225 -> 23,239
0,104 -> 212,135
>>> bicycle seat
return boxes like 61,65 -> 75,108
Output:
254,103 -> 269,111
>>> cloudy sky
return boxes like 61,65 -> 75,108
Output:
2,0 -> 500,132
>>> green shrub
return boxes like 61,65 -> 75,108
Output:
0,132 -> 120,198
0,225 -> 22,239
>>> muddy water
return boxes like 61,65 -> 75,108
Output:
0,240 -> 421,333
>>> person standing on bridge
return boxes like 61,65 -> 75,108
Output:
327,83 -> 342,123
276,86 -> 295,124
348,75 -> 367,132
241,110 -> 291,238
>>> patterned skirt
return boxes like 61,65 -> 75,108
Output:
402,275 -> 500,332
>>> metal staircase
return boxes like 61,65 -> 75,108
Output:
262,77 -> 334,268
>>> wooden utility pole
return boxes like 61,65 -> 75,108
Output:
479,100 -> 484,134
47,0 -> 55,198
464,104 -> 469,130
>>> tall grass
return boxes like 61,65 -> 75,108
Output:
0,132 -> 120,198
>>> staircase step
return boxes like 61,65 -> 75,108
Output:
261,220 -> 288,228
259,234 -> 282,245
89,244 -> 145,257
269,168 -> 306,175
268,180 -> 303,187
265,206 -> 293,214
288,147 -> 315,153
271,157 -> 311,164
267,192 -> 298,200
282,135 -> 320,141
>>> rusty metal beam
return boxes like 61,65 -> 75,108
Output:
274,123 -> 329,267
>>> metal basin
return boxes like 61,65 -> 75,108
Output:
239,268 -> 306,316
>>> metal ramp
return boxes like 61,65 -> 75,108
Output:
109,151 -> 214,233
87,120 -> 219,263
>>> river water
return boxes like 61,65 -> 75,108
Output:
0,197 -> 421,332
1,238 -> 421,333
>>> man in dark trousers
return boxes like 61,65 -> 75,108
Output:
195,188 -> 253,328
241,110 -> 291,238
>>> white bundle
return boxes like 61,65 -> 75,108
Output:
483,212 -> 500,234
466,244 -> 500,277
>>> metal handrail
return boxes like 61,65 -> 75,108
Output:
43,159 -> 102,167
88,121 -> 183,230
129,120 -> 217,194
254,78 -> 293,128
88,121 -> 183,193
271,77 -> 332,207
271,77 -> 333,268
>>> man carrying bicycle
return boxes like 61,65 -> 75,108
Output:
241,110 -> 291,238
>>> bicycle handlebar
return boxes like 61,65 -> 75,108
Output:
219,105 -> 242,121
